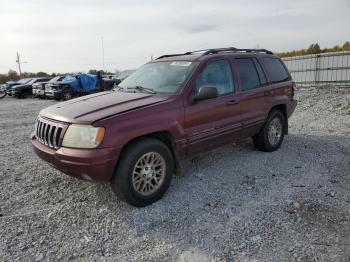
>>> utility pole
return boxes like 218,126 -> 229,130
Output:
101,36 -> 105,72
16,52 -> 22,76
15,52 -> 27,76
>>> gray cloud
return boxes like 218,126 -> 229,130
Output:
0,0 -> 349,73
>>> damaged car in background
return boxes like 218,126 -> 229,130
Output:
45,73 -> 119,101
11,77 -> 51,98
33,77 -> 63,99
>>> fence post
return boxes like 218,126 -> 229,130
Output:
314,54 -> 320,87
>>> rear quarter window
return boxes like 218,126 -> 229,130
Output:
262,57 -> 290,83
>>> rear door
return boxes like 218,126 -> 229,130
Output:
184,59 -> 242,156
232,57 -> 270,137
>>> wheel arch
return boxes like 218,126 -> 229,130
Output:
268,104 -> 288,134
114,131 -> 180,177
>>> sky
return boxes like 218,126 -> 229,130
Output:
0,0 -> 349,74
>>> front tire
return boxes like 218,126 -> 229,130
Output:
252,110 -> 286,152
62,89 -> 73,101
111,138 -> 174,207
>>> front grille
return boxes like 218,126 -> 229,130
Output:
35,118 -> 64,149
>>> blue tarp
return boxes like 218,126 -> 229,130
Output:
62,74 -> 99,93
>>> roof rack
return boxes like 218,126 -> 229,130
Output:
156,47 -> 273,59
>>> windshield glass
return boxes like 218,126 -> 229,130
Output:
119,61 -> 198,94
17,78 -> 32,84
27,79 -> 39,85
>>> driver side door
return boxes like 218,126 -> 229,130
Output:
184,59 -> 242,156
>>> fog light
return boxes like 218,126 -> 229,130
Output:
81,173 -> 92,181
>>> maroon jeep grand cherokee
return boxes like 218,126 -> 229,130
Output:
32,47 -> 297,207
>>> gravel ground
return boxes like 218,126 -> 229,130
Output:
1,87 -> 350,262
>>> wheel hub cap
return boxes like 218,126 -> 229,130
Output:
132,152 -> 166,196
268,117 -> 282,146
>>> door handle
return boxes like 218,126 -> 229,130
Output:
264,91 -> 273,96
226,99 -> 238,105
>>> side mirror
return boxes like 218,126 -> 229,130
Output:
193,86 -> 218,102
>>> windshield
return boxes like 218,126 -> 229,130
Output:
17,78 -> 32,84
28,79 -> 39,85
118,61 -> 198,94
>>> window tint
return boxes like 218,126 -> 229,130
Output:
253,59 -> 267,85
236,58 -> 261,91
196,60 -> 234,96
262,57 -> 289,83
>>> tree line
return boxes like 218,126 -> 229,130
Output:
276,41 -> 350,58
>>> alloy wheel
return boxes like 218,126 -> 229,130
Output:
268,117 -> 283,146
132,152 -> 166,196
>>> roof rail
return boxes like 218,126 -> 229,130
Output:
156,47 -> 273,59
156,52 -> 192,60
202,48 -> 273,55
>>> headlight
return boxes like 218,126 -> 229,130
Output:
62,124 -> 105,149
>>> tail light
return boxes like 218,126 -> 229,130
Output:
291,82 -> 297,98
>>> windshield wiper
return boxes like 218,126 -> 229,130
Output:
127,85 -> 156,94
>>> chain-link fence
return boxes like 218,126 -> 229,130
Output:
282,51 -> 350,87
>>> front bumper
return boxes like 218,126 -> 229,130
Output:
31,133 -> 120,181
45,90 -> 61,99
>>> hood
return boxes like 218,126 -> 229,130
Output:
8,83 -> 21,87
12,84 -> 30,89
39,91 -> 172,124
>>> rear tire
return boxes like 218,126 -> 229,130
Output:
252,110 -> 286,152
111,138 -> 174,207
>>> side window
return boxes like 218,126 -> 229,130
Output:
195,60 -> 234,96
262,57 -> 290,83
253,59 -> 267,85
235,58 -> 261,91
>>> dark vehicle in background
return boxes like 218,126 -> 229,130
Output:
32,47 -> 297,207
11,78 -> 51,98
2,78 -> 32,97
33,76 -> 64,99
